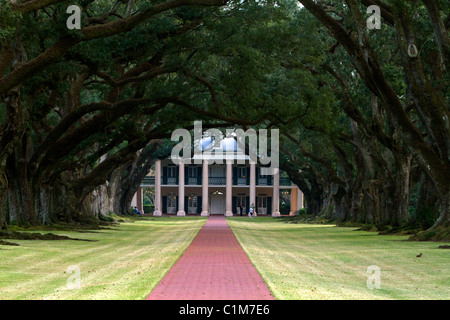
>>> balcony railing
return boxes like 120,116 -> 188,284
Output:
142,176 -> 291,186
209,177 -> 226,185
142,176 -> 155,185
187,177 -> 198,185
235,177 -> 248,185
167,177 -> 177,184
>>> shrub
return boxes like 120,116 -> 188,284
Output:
143,205 -> 154,214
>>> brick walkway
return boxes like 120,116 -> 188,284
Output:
146,216 -> 274,300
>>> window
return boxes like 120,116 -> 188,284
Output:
237,167 -> 246,178
237,196 -> 246,207
167,193 -> 176,207
167,167 -> 176,177
236,167 -> 247,185
188,167 -> 197,178
258,169 -> 266,177
188,193 -> 197,208
257,197 -> 267,208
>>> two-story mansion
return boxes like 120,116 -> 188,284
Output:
132,134 -> 303,216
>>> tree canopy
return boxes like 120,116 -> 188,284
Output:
0,0 -> 448,240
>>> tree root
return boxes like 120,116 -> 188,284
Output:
408,223 -> 450,242
0,239 -> 20,246
0,230 -> 95,242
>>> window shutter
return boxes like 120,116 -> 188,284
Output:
162,167 -> 167,184
197,196 -> 202,214
246,196 -> 250,213
256,197 -> 259,213
162,196 -> 167,214
197,166 -> 202,185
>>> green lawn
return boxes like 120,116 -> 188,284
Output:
227,217 -> 450,300
1,216 -> 448,300
0,217 -> 206,300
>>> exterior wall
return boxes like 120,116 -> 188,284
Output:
136,158 -> 302,216
156,160 -> 290,187
157,185 -> 276,215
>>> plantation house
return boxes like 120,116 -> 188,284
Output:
132,134 -> 303,216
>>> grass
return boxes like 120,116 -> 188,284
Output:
1,215 -> 448,300
0,217 -> 206,300
227,217 -> 450,300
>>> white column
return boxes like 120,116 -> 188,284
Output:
272,168 -> 280,217
225,161 -> 233,216
297,186 -> 304,209
289,187 -> 297,216
201,160 -> 209,216
137,187 -> 143,213
249,161 -> 256,216
153,160 -> 162,216
131,192 -> 137,208
177,160 -> 186,216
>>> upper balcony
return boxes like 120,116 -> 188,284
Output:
141,176 -> 292,186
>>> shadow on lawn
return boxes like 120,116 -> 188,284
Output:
0,230 -> 97,246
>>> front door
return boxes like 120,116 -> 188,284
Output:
187,193 -> 197,214
236,196 -> 247,215
210,193 -> 225,214
257,196 -> 267,214
167,192 -> 177,214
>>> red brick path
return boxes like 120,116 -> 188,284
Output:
146,216 -> 274,300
